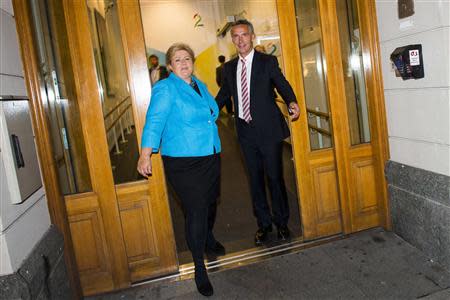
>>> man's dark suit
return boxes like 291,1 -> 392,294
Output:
216,51 -> 297,229
216,64 -> 233,114
216,64 -> 224,87
149,65 -> 169,84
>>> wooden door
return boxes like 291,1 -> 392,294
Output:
277,0 -> 389,240
333,0 -> 390,232
64,0 -> 178,294
113,0 -> 178,284
19,0 -> 178,295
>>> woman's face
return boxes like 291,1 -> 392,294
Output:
169,50 -> 194,82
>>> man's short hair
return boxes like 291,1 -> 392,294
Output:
149,54 -> 158,60
230,19 -> 254,35
218,55 -> 225,63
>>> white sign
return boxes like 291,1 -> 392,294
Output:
409,49 -> 420,66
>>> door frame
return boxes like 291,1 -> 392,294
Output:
13,0 -> 390,297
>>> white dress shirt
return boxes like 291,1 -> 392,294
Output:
236,49 -> 255,120
150,66 -> 161,85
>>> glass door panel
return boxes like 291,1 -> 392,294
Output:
30,0 -> 92,194
86,0 -> 139,184
294,0 -> 333,150
337,0 -> 371,145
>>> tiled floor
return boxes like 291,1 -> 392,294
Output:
89,228 -> 450,299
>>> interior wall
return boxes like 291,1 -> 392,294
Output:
0,0 -> 51,275
139,0 -> 280,96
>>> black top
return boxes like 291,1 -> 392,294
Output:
190,80 -> 201,96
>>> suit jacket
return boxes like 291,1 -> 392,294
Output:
149,65 -> 169,83
216,64 -> 224,87
216,51 -> 297,144
159,65 -> 169,80
141,73 -> 221,157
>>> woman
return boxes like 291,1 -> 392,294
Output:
137,43 -> 224,297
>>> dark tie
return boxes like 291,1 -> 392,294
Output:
241,59 -> 251,123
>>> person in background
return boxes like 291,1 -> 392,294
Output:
215,55 -> 226,87
138,43 -> 224,297
148,54 -> 168,85
216,19 -> 300,246
254,44 -> 266,53
216,55 -> 233,116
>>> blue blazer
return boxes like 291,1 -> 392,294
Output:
141,72 -> 221,157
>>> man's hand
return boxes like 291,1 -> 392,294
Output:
288,102 -> 300,120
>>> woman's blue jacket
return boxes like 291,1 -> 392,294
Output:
141,72 -> 221,157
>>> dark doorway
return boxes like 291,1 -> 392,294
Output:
169,114 -> 301,264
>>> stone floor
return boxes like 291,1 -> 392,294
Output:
89,229 -> 450,300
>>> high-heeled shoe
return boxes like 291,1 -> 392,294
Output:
195,265 -> 214,297
205,240 -> 226,256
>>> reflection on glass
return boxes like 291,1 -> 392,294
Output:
30,0 -> 92,194
86,0 -> 140,184
337,0 -> 371,145
295,0 -> 333,150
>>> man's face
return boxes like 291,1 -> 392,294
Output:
150,57 -> 159,67
231,25 -> 255,57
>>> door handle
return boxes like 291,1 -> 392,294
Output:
11,134 -> 25,168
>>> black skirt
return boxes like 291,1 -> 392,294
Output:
162,154 -> 221,209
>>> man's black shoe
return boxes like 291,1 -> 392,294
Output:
254,225 -> 272,246
205,241 -> 226,256
277,225 -> 290,241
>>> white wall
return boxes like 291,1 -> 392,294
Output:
376,0 -> 450,176
139,0 -> 281,97
140,0 -> 220,60
139,0 -> 280,61
0,1 -> 51,275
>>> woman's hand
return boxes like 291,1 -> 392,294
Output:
137,148 -> 153,178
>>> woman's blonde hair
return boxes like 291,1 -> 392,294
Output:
166,43 -> 195,69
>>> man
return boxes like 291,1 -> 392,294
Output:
216,55 -> 233,115
148,54 -> 168,85
215,55 -> 226,87
216,19 -> 300,246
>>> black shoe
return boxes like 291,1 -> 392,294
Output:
254,225 -> 272,246
277,225 -> 290,241
195,266 -> 214,297
205,241 -> 226,256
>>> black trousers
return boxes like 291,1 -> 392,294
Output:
237,120 -> 289,228
163,154 -> 220,266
